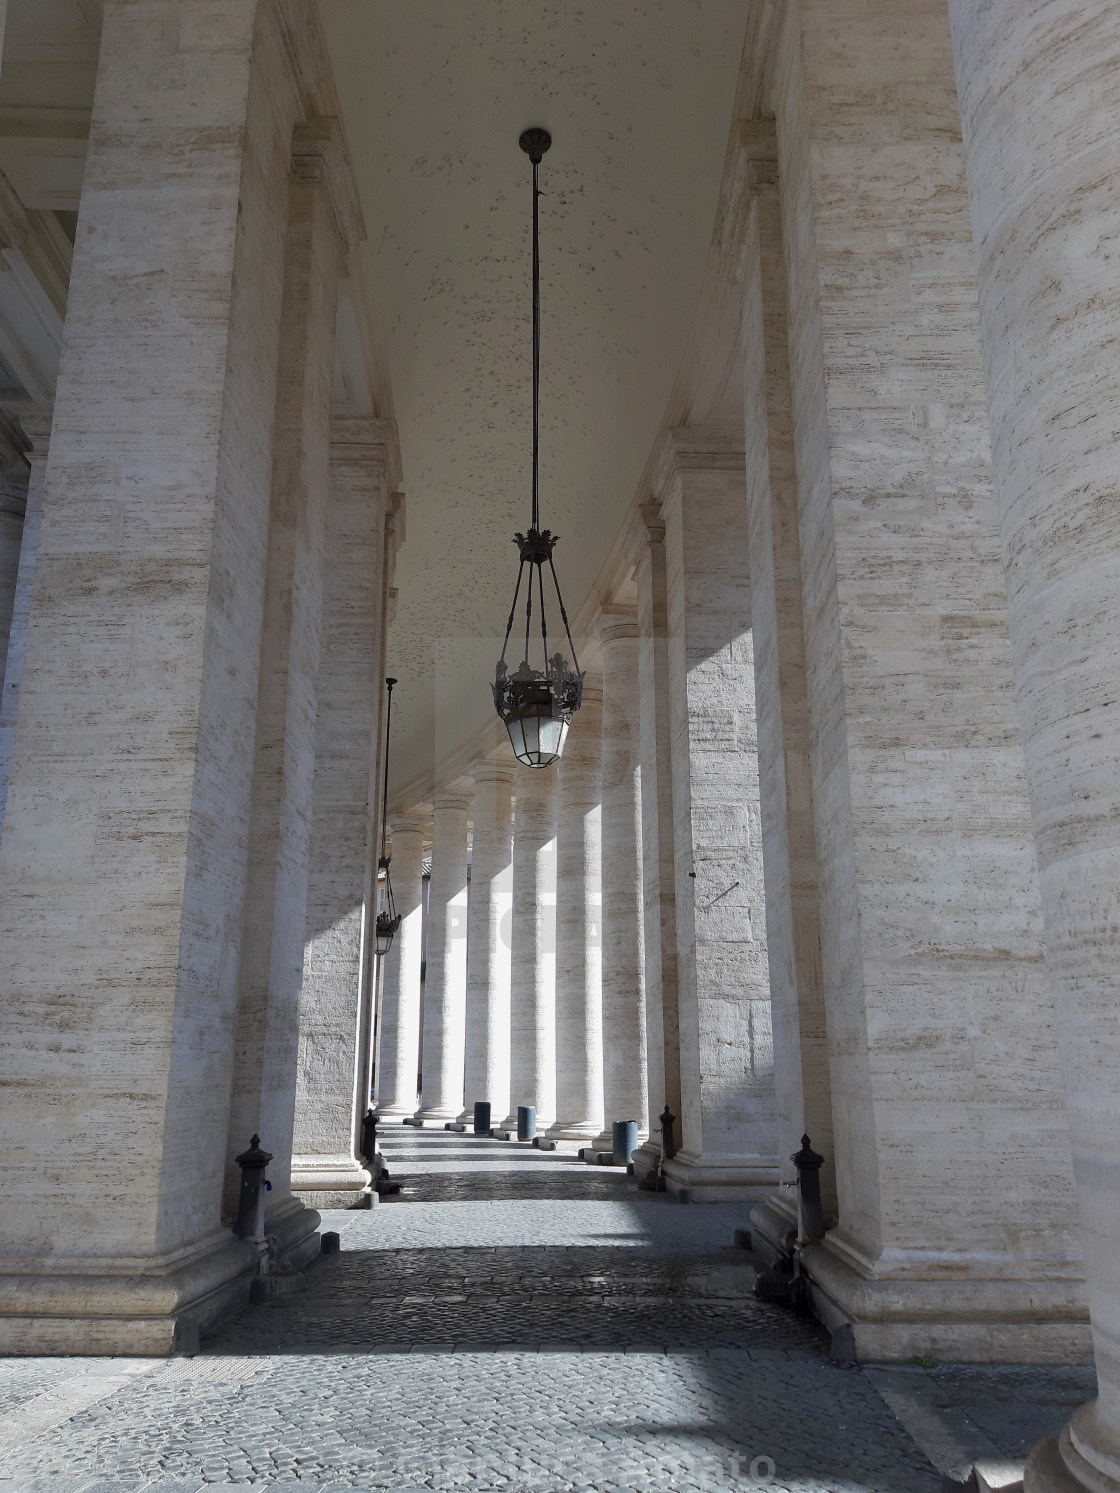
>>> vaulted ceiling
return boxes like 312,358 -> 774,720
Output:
321,1 -> 750,796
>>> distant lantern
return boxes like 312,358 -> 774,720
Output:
492,128 -> 584,769
374,678 -> 402,957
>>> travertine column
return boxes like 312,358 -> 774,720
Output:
768,0 -> 1084,1361
0,0 -> 313,1353
630,507 -> 681,1179
416,786 -> 471,1123
504,761 -> 557,1129
290,420 -> 391,1209
656,435 -> 778,1203
596,609 -> 647,1150
462,759 -> 515,1123
375,812 -> 427,1118
740,129 -> 833,1243
225,119 -> 358,1261
0,419 -> 29,702
948,1 -> 1120,1480
549,677 -> 604,1141
0,409 -> 48,836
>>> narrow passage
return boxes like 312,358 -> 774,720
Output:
0,1131 -> 1094,1491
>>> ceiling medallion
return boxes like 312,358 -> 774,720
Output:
492,127 -> 584,769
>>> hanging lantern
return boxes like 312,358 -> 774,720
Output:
374,677 -> 402,957
493,128 -> 584,769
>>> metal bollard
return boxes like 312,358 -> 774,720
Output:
659,1106 -> 677,1160
235,1134 -> 273,1241
516,1105 -> 536,1141
359,1108 -> 378,1167
473,1100 -> 491,1135
612,1119 -> 638,1167
792,1133 -> 825,1242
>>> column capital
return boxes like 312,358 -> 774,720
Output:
737,118 -> 778,196
471,756 -> 517,786
432,786 -> 473,814
598,603 -> 638,644
17,407 -> 52,456
624,500 -> 665,566
390,809 -> 430,839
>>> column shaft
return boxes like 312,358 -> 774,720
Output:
290,421 -> 391,1208
769,0 -> 1083,1360
658,438 -> 778,1203
597,611 -> 647,1148
0,410 -> 48,835
740,134 -> 834,1229
505,761 -> 557,1128
550,679 -> 604,1140
463,761 -> 515,1122
416,789 -> 471,1123
225,121 -> 353,1267
632,510 -> 681,1178
948,0 -> 1120,1480
0,0 -> 304,1353
375,814 -> 427,1118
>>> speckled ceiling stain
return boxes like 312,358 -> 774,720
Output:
319,1 -> 749,792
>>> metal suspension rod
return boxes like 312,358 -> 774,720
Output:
531,155 -> 541,532
538,559 -> 549,669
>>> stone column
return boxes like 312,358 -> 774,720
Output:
0,0 -> 316,1353
739,127 -> 834,1251
504,760 -> 558,1129
462,759 -> 515,1124
375,812 -> 427,1118
766,0 -> 1084,1361
948,2 -> 1120,1482
549,676 -> 604,1141
595,608 -> 647,1151
416,786 -> 471,1123
0,418 -> 29,705
290,420 -> 391,1209
225,119 -> 358,1266
0,409 -> 48,836
630,507 -> 681,1180
654,435 -> 777,1203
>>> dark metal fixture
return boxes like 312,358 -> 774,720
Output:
375,677 -> 402,956
493,127 -> 584,768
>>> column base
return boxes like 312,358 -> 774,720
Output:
547,1119 -> 602,1142
796,1235 -> 1092,1365
661,1150 -> 779,1202
0,1232 -> 258,1357
1026,1411 -> 1120,1493
749,1193 -> 799,1265
290,1155 -> 372,1211
414,1106 -> 465,1125
631,1140 -> 661,1181
374,1102 -> 418,1120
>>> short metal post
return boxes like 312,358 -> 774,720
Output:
612,1119 -> 638,1166
516,1105 -> 535,1141
659,1106 -> 676,1160
474,1100 -> 491,1135
792,1133 -> 825,1242
235,1134 -> 273,1241
359,1108 -> 378,1167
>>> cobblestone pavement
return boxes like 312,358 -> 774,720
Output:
0,1128 -> 1097,1492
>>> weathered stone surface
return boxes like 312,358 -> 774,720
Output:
504,761 -> 557,1129
769,0 -> 1084,1358
947,0 -> 1120,1482
416,787 -> 471,1123
550,676 -> 604,1140
0,410 -> 47,837
374,811 -> 428,1118
462,758 -> 515,1123
657,434 -> 778,1203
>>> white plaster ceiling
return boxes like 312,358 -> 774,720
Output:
320,1 -> 749,796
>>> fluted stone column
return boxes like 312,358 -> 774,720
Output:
374,812 -> 427,1118
595,609 -> 647,1151
630,508 -> 681,1179
290,420 -> 391,1209
504,761 -> 557,1129
416,787 -> 471,1123
948,3 -> 1120,1482
549,677 -> 604,1141
767,0 -> 1083,1361
462,760 -> 515,1123
0,409 -> 49,838
656,435 -> 778,1203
